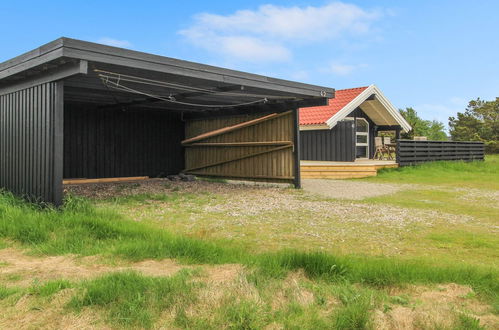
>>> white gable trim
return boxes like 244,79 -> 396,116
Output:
325,84 -> 412,133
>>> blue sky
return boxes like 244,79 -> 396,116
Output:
1,1 -> 498,127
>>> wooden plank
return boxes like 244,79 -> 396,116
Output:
184,145 -> 292,172
301,169 -> 377,173
189,172 -> 294,180
182,111 -> 291,145
63,176 -> 149,185
185,141 -> 293,147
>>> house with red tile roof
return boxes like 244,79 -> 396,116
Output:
299,84 -> 411,161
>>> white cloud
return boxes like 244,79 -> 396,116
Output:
97,37 -> 132,48
179,2 -> 382,62
205,36 -> 291,62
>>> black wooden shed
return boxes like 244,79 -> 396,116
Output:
0,38 -> 334,205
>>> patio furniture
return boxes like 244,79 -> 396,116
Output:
383,137 -> 396,160
374,137 -> 388,160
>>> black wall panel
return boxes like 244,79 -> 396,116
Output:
300,107 -> 381,161
63,105 -> 185,179
300,120 -> 355,161
0,82 -> 64,205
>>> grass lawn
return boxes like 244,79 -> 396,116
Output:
366,154 -> 499,189
0,156 -> 498,329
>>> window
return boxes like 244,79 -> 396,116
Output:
356,135 -> 368,144
356,119 -> 368,133
355,118 -> 369,158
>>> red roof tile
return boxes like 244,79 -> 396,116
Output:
299,86 -> 368,125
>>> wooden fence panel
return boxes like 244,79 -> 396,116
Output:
396,140 -> 484,166
184,111 -> 296,183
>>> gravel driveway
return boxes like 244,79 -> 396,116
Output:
301,179 -> 414,200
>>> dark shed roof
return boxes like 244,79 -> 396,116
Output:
0,37 -> 334,111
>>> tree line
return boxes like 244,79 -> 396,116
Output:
399,97 -> 498,153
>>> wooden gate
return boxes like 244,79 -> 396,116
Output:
183,111 -> 298,184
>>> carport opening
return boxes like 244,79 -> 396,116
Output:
62,67 -> 303,186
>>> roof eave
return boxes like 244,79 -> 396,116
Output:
0,37 -> 335,100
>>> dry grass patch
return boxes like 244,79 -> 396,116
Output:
375,283 -> 498,329
0,248 -> 185,287
0,288 -> 108,330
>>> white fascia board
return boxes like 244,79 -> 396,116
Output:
325,84 -> 412,133
370,85 -> 412,132
299,124 -> 330,131
325,85 -> 375,128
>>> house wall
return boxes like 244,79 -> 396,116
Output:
63,104 -> 185,179
299,107 -> 377,161
300,120 -> 356,161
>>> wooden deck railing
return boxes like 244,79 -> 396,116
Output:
396,140 -> 485,166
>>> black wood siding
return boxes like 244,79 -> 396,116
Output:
397,140 -> 484,166
300,121 -> 355,161
63,105 -> 185,179
0,82 -> 64,205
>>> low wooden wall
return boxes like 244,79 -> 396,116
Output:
396,140 -> 484,166
183,110 -> 298,185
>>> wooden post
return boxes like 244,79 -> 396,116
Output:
293,108 -> 301,188
396,140 -> 400,165
53,81 -> 64,206
395,127 -> 401,141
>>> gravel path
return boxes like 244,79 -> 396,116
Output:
301,179 -> 414,200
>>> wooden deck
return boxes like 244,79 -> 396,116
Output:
300,159 -> 398,179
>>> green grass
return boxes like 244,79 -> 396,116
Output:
0,191 -> 242,263
1,189 -> 498,328
453,313 -> 485,330
427,231 -> 498,249
69,270 -> 197,328
0,191 -> 498,305
367,188 -> 498,222
0,285 -> 19,300
331,285 -> 379,330
28,279 -> 73,297
367,155 -> 499,189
